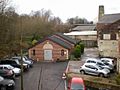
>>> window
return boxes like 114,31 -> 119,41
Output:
61,49 -> 64,56
110,33 -> 116,40
4,67 -> 8,69
33,49 -> 35,56
103,34 -> 110,40
100,34 -> 103,40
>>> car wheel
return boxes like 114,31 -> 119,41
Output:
1,86 -> 6,90
80,70 -> 85,74
99,73 -> 104,77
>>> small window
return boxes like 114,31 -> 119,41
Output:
111,33 -> 116,40
103,34 -> 110,40
61,49 -> 64,56
33,49 -> 35,56
100,34 -> 103,40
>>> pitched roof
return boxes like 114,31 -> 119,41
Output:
72,24 -> 96,31
48,36 -> 72,49
55,33 -> 77,44
98,13 -> 120,23
29,35 -> 73,49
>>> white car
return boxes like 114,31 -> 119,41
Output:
80,63 -> 110,77
100,58 -> 115,67
85,58 -> 113,71
0,65 -> 21,76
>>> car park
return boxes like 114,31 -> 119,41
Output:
67,77 -> 85,90
0,65 -> 21,76
80,63 -> 110,77
85,58 -> 113,71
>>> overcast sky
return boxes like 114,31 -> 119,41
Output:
12,0 -> 120,22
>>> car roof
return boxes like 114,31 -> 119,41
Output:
0,65 -> 11,67
101,58 -> 113,61
71,77 -> 84,84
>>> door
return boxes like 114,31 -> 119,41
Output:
44,50 -> 52,60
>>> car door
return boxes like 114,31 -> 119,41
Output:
84,65 -> 95,75
0,68 -> 7,77
86,65 -> 98,75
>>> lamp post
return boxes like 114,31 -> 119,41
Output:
20,16 -> 24,90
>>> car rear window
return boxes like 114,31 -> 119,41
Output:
71,83 -> 84,90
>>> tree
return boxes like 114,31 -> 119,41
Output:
66,16 -> 93,25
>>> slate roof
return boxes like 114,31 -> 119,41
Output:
48,36 -> 72,49
71,24 -> 96,31
55,33 -> 77,44
29,34 -> 73,49
98,13 -> 120,23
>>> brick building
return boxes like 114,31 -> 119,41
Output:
28,34 -> 77,61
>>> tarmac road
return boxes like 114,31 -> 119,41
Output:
14,61 -> 68,90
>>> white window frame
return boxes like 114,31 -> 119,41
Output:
103,34 -> 110,40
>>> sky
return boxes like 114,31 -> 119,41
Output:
12,0 -> 120,22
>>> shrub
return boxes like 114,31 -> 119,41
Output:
73,45 -> 81,58
115,74 -> 120,85
79,42 -> 84,54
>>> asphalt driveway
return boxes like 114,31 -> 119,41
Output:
14,61 -> 68,90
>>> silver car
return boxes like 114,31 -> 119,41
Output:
86,58 -> 113,71
80,63 -> 110,77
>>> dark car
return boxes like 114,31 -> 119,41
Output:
0,68 -> 15,79
0,59 -> 29,71
0,76 -> 15,90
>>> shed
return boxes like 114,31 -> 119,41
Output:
28,34 -> 76,61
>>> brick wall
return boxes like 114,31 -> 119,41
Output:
29,40 -> 70,61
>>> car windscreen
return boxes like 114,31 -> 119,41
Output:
8,65 -> 14,69
71,83 -> 84,90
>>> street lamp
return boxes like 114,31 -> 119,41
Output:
20,16 -> 24,90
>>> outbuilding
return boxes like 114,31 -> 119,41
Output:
28,34 -> 77,61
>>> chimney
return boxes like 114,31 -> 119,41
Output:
98,5 -> 104,20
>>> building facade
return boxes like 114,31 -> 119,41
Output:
97,13 -> 120,72
64,24 -> 97,47
28,34 -> 76,61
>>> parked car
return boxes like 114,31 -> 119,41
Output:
12,56 -> 33,67
0,65 -> 21,76
100,58 -> 116,68
80,63 -> 110,77
0,76 -> 15,90
0,68 -> 15,79
85,58 -> 113,71
0,59 -> 29,71
67,77 -> 85,90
